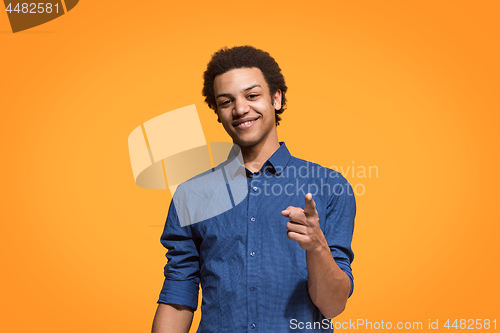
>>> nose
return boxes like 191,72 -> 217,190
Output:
233,97 -> 250,117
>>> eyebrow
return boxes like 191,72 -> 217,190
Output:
216,84 -> 262,99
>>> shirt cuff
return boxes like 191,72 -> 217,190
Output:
157,279 -> 199,311
334,259 -> 354,297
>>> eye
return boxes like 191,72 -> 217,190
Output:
219,100 -> 231,107
247,94 -> 260,99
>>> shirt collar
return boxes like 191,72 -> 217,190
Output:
267,142 -> 291,176
224,142 -> 291,179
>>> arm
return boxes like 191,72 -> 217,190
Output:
153,199 -> 200,332
282,189 -> 355,319
151,303 -> 194,333
305,239 -> 351,318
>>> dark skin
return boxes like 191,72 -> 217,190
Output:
152,67 -> 350,333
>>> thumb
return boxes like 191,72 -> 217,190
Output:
304,193 -> 317,216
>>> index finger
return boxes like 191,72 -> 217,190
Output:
303,193 -> 317,216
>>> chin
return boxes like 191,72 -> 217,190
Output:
232,137 -> 259,148
233,140 -> 254,147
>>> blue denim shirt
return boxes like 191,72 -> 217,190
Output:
158,142 -> 355,332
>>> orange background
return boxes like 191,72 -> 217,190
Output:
1,1 -> 499,332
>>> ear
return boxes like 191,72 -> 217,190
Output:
273,89 -> 282,111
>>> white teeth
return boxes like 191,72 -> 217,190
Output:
237,119 -> 255,127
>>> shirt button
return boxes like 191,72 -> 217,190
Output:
250,286 -> 255,291
252,186 -> 258,192
251,323 -> 256,329
250,251 -> 255,257
250,217 -> 256,222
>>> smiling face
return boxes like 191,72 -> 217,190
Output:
214,67 -> 282,151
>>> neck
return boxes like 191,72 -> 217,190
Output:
239,134 -> 280,173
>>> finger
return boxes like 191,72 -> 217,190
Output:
287,210 -> 307,225
281,210 -> 290,217
286,221 -> 307,234
304,193 -> 317,217
281,206 -> 302,217
287,231 -> 309,245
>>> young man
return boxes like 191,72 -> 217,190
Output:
152,46 -> 355,333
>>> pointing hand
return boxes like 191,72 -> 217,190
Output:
281,193 -> 328,252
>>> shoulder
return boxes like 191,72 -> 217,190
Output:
174,160 -> 228,195
172,160 -> 238,226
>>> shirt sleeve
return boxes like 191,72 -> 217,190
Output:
157,199 -> 200,310
324,173 -> 356,297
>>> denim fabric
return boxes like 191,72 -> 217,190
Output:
158,142 -> 355,332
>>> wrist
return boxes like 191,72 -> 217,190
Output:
306,241 -> 330,257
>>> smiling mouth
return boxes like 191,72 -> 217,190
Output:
234,117 -> 260,129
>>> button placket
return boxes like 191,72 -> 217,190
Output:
247,174 -> 259,332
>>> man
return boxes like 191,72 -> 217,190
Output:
152,46 -> 355,332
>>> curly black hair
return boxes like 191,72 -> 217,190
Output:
202,46 -> 288,126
